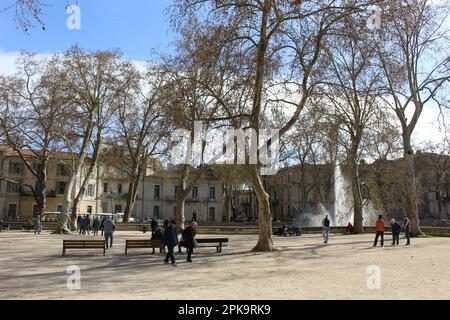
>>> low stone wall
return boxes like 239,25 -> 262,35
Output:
3,222 -> 450,237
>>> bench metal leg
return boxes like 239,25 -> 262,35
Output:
62,248 -> 65,256
125,247 -> 128,255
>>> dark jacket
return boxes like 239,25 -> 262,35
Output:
182,227 -> 196,248
162,225 -> 178,246
391,222 -> 401,233
151,219 -> 158,230
151,228 -> 163,240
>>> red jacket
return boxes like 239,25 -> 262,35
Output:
376,219 -> 385,232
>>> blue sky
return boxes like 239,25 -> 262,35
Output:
0,0 -> 174,60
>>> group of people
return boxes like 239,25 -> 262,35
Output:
76,215 -> 103,236
374,214 -> 411,247
320,214 -> 412,246
154,219 -> 198,266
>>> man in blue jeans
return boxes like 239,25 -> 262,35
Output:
103,217 -> 115,249
322,215 -> 330,244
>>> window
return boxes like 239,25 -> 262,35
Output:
87,206 -> 93,214
154,206 -> 160,219
174,206 -> 177,216
102,202 -> 108,213
9,162 -> 24,174
209,187 -> 216,199
154,185 -> 160,199
8,204 -> 18,218
192,187 -> 198,199
192,211 -> 197,222
103,183 -> 108,193
174,186 -> 179,198
86,184 -> 94,197
117,184 -> 122,194
114,205 -> 122,214
7,182 -> 20,193
57,165 -> 69,176
57,181 -> 66,195
208,207 -> 216,221
57,205 -> 63,213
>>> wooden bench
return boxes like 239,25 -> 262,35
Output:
62,240 -> 106,256
179,238 -> 229,253
125,239 -> 163,255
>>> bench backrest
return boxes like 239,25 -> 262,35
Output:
63,240 -> 105,248
196,238 -> 229,243
126,240 -> 161,245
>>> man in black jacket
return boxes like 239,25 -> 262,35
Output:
183,222 -> 198,263
391,219 -> 401,245
163,220 -> 179,265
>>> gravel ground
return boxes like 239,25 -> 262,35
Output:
0,231 -> 449,300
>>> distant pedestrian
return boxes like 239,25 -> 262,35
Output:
79,217 -> 85,235
391,219 -> 401,245
84,215 -> 91,235
163,220 -> 178,266
76,215 -> 81,231
346,222 -> 354,234
100,217 -> 106,236
92,217 -> 100,236
322,215 -> 330,244
34,215 -> 42,235
182,222 -> 198,263
151,227 -> 164,253
403,214 -> 411,246
103,216 -> 115,249
151,218 -> 158,234
373,215 -> 385,247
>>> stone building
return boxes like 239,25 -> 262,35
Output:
132,167 -> 224,223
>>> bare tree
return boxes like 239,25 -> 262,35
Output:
374,0 -> 450,235
0,52 -> 66,217
55,47 -> 130,232
171,0 -> 374,251
317,13 -> 388,233
1,0 -> 46,31
110,65 -> 172,222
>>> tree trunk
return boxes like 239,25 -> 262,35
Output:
251,165 -> 275,252
351,172 -> 364,233
403,135 -> 422,236
124,177 -> 140,222
348,152 -> 364,233
176,197 -> 186,228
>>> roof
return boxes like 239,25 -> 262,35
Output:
0,145 -> 81,161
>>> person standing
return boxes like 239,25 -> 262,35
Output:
34,215 -> 42,235
92,217 -> 100,236
79,216 -> 85,235
373,215 -> 385,247
163,220 -> 178,266
151,218 -> 158,235
100,217 -> 106,236
182,222 -> 198,263
103,216 -> 115,249
391,219 -> 401,245
403,214 -> 411,246
76,215 -> 81,231
84,215 -> 91,236
322,215 -> 330,244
